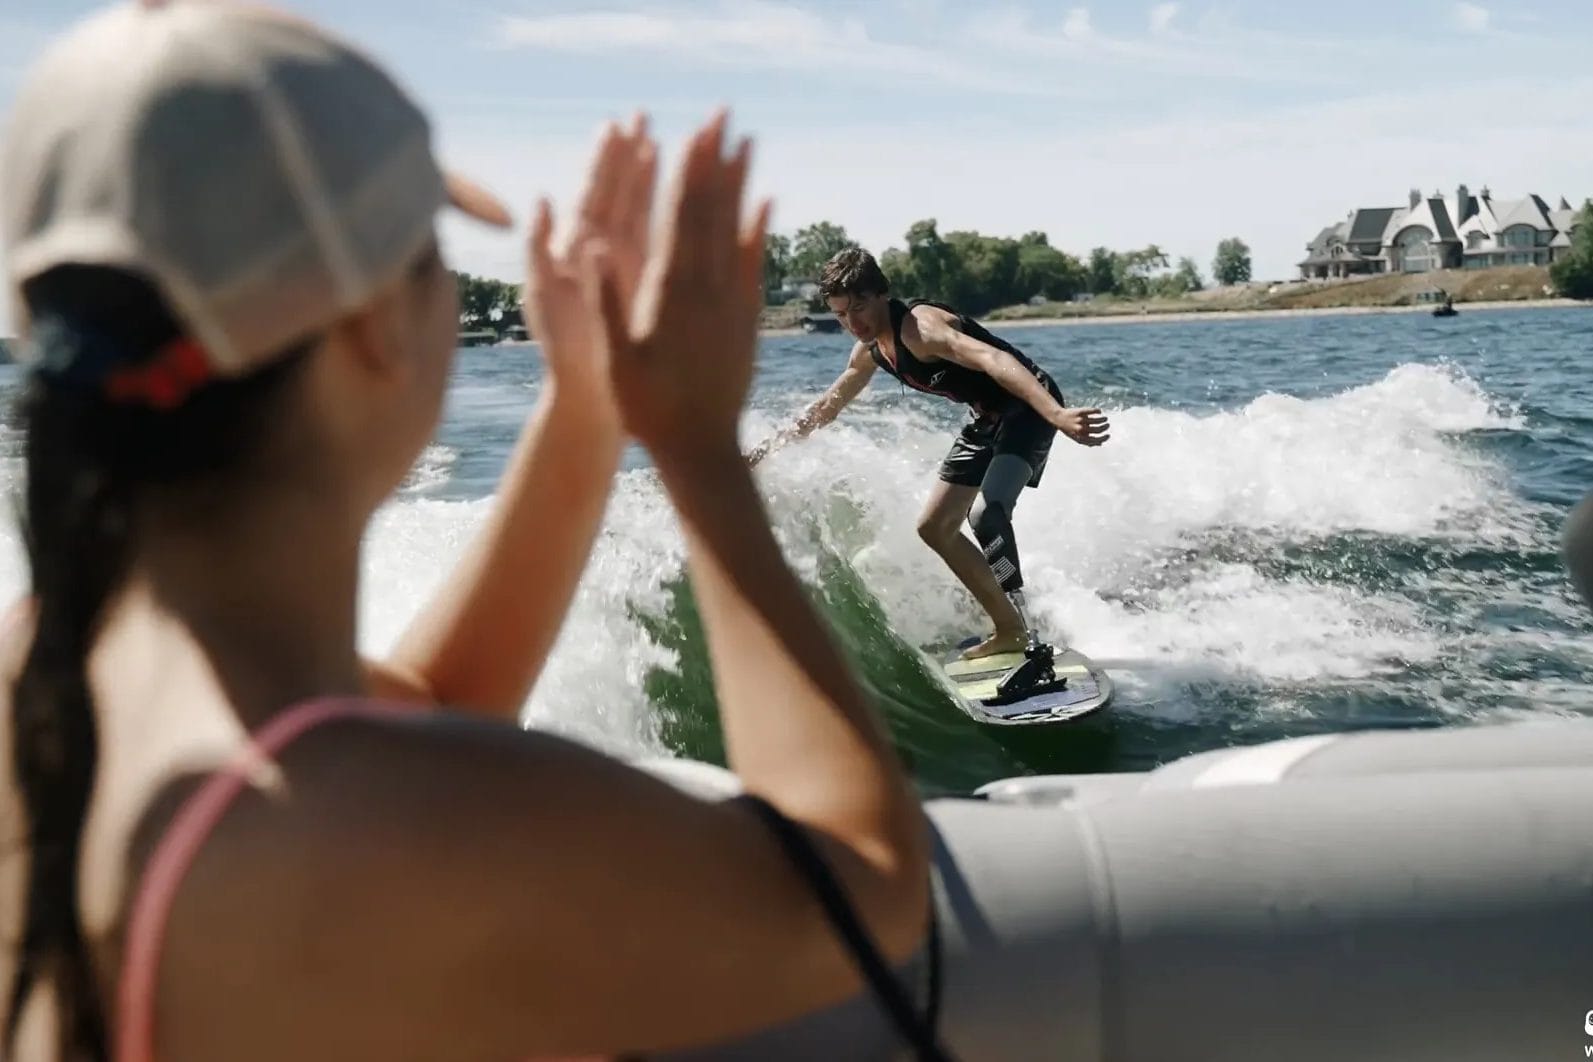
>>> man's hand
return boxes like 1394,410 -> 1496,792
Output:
1051,406 -> 1111,446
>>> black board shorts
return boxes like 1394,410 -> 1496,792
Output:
938,372 -> 1065,489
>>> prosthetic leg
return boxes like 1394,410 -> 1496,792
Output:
970,457 -> 1067,703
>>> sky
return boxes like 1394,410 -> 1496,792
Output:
3,0 -> 1592,335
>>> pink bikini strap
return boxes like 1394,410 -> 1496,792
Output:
114,697 -> 415,1062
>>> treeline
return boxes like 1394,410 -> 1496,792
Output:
451,224 -> 1261,334
765,221 -> 1254,315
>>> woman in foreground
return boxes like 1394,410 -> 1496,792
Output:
0,2 -> 934,1059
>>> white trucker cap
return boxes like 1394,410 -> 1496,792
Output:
1,0 -> 511,376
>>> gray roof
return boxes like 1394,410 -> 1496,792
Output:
1430,199 -> 1459,241
1307,224 -> 1341,253
1349,207 -> 1398,243
1392,198 -> 1459,242
1494,195 -> 1555,231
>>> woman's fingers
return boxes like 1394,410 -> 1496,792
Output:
622,138 -> 658,258
572,122 -> 624,249
591,252 -> 632,360
713,137 -> 751,290
597,109 -> 763,347
527,197 -> 558,295
610,122 -> 658,287
665,111 -> 729,281
739,198 -> 772,334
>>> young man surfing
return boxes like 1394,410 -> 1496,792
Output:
749,248 -> 1109,660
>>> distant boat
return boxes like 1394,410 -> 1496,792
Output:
1432,304 -> 1458,318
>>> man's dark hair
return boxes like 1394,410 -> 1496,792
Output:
819,248 -> 889,299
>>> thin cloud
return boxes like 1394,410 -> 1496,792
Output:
1455,2 -> 1491,33
492,2 -> 1576,99
496,4 -> 853,61
959,3 -> 1570,91
492,2 -> 1033,94
971,7 -> 1171,64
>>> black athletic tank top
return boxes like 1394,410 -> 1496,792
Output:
870,298 -> 1047,417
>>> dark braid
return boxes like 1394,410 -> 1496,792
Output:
6,372 -> 125,1058
4,267 -> 310,1061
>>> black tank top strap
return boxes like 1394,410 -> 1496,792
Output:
733,793 -> 954,1062
870,298 -> 909,381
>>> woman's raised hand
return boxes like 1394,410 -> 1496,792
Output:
596,110 -> 769,454
523,113 -> 657,424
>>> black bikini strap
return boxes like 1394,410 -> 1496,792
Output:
735,794 -> 954,1062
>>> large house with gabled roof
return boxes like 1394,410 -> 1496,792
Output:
1300,185 -> 1585,280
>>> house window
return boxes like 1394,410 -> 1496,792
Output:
1397,226 -> 1435,272
1503,226 -> 1536,248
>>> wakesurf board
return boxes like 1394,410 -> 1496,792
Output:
931,637 -> 1113,726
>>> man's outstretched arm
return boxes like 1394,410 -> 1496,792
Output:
747,340 -> 877,465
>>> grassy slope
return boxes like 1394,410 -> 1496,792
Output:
985,266 -> 1564,322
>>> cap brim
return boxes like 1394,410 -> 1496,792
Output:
445,171 -> 513,229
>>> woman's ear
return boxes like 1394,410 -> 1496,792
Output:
325,286 -> 411,384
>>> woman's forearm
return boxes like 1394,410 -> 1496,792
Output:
381,388 -> 624,720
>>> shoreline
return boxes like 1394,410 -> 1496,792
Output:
12,298 -> 1577,354
756,297 -> 1588,337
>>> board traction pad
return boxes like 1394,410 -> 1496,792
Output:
935,643 -> 1111,724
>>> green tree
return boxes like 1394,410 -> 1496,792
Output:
905,219 -> 953,301
942,231 -> 1022,314
1213,237 -> 1253,286
1087,247 -> 1119,295
1016,241 -> 1087,302
1549,203 -> 1593,299
789,221 -> 857,280
879,246 -> 917,295
1116,245 -> 1170,298
1158,256 -> 1204,295
454,271 -> 520,330
763,232 -> 793,299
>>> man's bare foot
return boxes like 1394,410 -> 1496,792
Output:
960,629 -> 1029,660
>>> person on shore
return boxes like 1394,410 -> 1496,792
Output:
0,3 -> 937,1059
749,249 -> 1110,660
